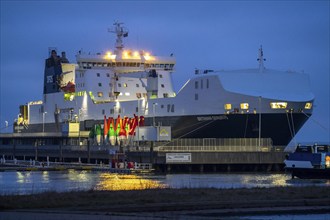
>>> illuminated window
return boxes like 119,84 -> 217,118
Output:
97,92 -> 103,97
224,104 -> 232,110
125,92 -> 130,96
270,102 -> 287,109
240,103 -> 249,109
305,102 -> 312,109
123,83 -> 128,87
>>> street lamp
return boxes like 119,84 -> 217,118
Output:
78,108 -> 83,146
137,97 -> 140,147
152,103 -> 158,127
42,112 -> 47,133
258,96 -> 261,147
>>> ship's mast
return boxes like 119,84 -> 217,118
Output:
108,21 -> 128,54
257,45 -> 266,73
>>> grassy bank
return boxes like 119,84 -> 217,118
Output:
1,186 -> 330,214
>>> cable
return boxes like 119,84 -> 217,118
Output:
301,110 -> 329,132
290,111 -> 297,146
159,119 -> 217,148
286,111 -> 294,141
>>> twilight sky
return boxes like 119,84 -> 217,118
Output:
0,1 -> 329,144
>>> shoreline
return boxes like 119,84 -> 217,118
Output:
1,186 -> 329,219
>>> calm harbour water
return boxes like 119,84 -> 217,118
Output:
0,171 -> 329,195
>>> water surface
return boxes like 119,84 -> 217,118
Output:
0,171 -> 329,195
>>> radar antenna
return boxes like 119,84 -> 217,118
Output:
108,21 -> 129,53
257,45 -> 266,73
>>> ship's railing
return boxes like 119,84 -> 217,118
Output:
156,138 -> 281,152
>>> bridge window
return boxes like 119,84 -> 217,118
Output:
270,102 -> 287,109
240,103 -> 249,110
224,104 -> 232,110
305,102 -> 312,109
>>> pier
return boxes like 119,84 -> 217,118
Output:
0,132 -> 287,173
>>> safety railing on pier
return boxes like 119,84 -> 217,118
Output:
156,138 -> 284,152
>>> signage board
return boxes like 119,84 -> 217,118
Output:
166,153 -> 191,163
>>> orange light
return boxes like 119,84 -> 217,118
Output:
104,51 -> 116,60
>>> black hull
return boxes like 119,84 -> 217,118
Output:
286,168 -> 330,179
21,112 -> 310,147
149,113 -> 310,146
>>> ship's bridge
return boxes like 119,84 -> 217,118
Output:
76,50 -> 175,73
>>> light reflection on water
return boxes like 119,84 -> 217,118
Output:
0,171 -> 329,195
95,173 -> 166,191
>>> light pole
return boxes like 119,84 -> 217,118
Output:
258,96 -> 262,147
42,112 -> 47,133
78,108 -> 83,146
153,103 -> 158,127
137,98 -> 140,147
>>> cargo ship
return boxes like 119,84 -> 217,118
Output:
13,22 -> 314,147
